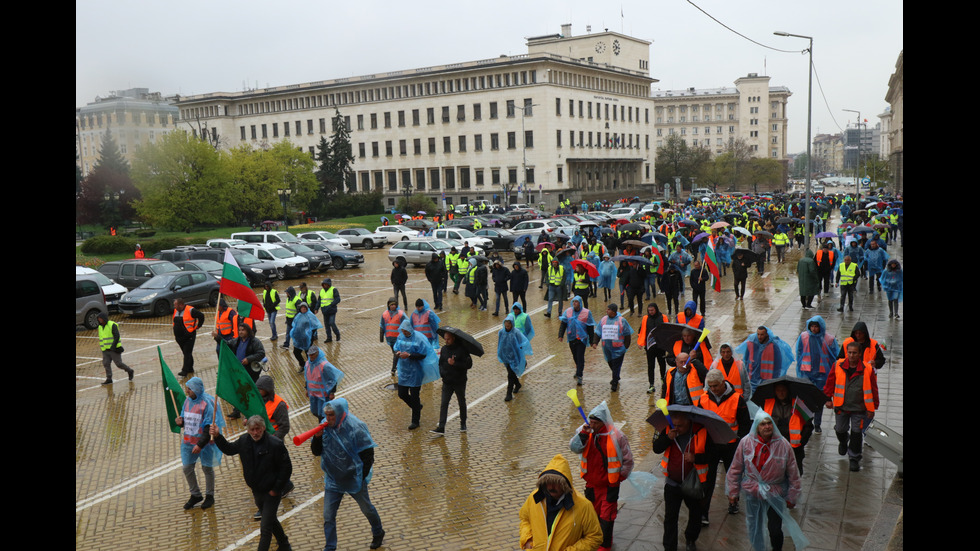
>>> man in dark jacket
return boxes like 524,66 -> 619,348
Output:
431,331 -> 473,435
731,250 -> 751,300
697,369 -> 751,523
424,253 -> 446,310
476,258 -> 489,311
510,261 -> 529,311
391,259 -> 408,311
173,298 -> 205,376
255,375 -> 294,520
211,416 -> 293,551
491,260 -> 511,316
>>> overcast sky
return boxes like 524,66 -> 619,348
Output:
76,0 -> 903,153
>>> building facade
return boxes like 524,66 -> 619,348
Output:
76,88 -> 179,176
812,133 -> 844,174
651,74 -> 791,162
175,26 -> 657,211
884,50 -> 903,192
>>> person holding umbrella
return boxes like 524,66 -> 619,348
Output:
696,369 -> 751,523
431,328 -> 475,435
754,379 -> 817,474
498,313 -> 532,401
638,303 -> 670,395
651,410 -> 710,551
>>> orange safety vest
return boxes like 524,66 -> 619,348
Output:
637,314 -> 669,348
664,366 -> 705,404
216,309 -> 238,339
745,340 -> 776,380
264,394 -> 288,433
840,337 -> 880,367
382,309 -> 405,338
799,331 -> 836,374
579,431 -> 624,485
174,307 -> 197,333
676,312 -> 703,329
710,358 -> 745,396
660,425 -> 708,483
815,249 -> 835,266
673,340 -> 713,367
134,248 -> 144,258
832,359 -> 875,413
697,391 -> 740,443
762,398 -> 803,448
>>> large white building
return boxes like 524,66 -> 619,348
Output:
651,74 -> 791,163
175,26 -> 658,210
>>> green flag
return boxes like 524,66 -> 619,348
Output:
159,346 -> 186,434
215,340 -> 274,433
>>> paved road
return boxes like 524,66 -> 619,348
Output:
76,219 -> 902,551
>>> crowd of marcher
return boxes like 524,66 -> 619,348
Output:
104,191 -> 902,550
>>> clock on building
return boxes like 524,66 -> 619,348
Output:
612,39 -> 621,55
595,41 -> 606,54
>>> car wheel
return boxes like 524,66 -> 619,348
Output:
364,240 -> 374,250
276,268 -> 286,280
333,257 -> 345,270
209,289 -> 219,307
401,236 -> 409,241
84,309 -> 101,330
153,300 -> 170,317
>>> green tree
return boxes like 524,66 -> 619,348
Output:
266,140 -> 318,222
792,153 -> 810,179
655,135 -> 710,189
131,130 -> 234,231
396,193 -> 438,216
313,110 -> 355,215
77,128 -> 140,228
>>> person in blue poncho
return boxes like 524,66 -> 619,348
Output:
735,326 -> 795,394
312,398 -> 385,550
597,253 -> 617,302
410,298 -> 440,347
393,318 -> 439,430
880,259 -> 903,319
499,313 -> 532,402
289,302 -> 322,371
559,295 -> 596,386
863,239 -> 890,295
176,376 -> 225,510
305,345 -> 345,422
794,316 -> 839,433
511,302 -> 535,352
596,303 -> 633,392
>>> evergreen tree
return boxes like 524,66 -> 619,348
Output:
312,110 -> 355,216
77,128 -> 139,228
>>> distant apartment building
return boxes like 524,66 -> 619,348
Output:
884,51 -> 903,191
76,88 -> 179,176
651,73 -> 791,164
812,133 -> 844,174
175,26 -> 658,210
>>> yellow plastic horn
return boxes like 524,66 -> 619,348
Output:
697,329 -> 711,343
566,388 -> 581,407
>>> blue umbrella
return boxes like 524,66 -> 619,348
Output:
815,231 -> 836,239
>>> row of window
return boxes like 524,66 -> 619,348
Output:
656,124 -> 780,137
355,165 -> 558,194
77,111 -> 174,129
353,130 -> 650,157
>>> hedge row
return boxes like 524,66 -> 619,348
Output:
80,235 -> 194,255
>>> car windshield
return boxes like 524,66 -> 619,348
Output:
288,244 -> 314,253
87,272 -> 115,286
349,228 -> 368,235
234,252 -> 262,265
454,229 -> 476,238
319,232 -> 340,239
142,274 -> 178,289
191,260 -> 222,271
151,263 -> 181,275
268,248 -> 295,259
273,232 -> 301,243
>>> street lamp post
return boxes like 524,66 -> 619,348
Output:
774,31 -> 814,248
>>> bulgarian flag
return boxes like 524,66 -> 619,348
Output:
704,236 -> 722,292
793,398 -> 814,423
220,249 -> 265,321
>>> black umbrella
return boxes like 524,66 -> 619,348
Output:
646,405 -> 737,443
733,248 -> 759,263
621,239 -> 647,249
436,326 -> 484,357
753,230 -> 773,239
776,217 -> 793,225
610,255 -> 654,266
750,375 -> 826,413
649,323 -> 708,351
620,223 -> 643,232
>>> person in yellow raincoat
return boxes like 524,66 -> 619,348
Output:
519,454 -> 603,550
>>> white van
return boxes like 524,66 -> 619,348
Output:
230,231 -> 302,245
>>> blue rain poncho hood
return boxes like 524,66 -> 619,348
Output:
735,326 -> 795,390
180,376 -> 225,467
290,303 -> 322,350
411,299 -> 441,346
393,318 -> 440,386
796,316 -> 841,373
559,295 -> 596,342
569,400 -> 635,482
597,257 -> 617,289
880,260 -> 903,302
320,398 -> 377,494
498,313 -> 532,376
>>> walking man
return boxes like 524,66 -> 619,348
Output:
97,312 -> 134,384
173,298 -> 205,376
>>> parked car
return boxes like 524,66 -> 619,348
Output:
76,274 -> 108,329
388,239 -> 483,266
76,266 -> 127,312
400,219 -> 435,232
230,231 -> 304,245
98,259 -> 182,290
474,228 -> 516,251
173,259 -> 224,279
335,228 -> 391,249
233,243 -> 310,279
296,231 -> 351,249
280,243 -> 332,272
431,228 -> 494,250
206,238 -> 247,249
304,241 -> 364,269
117,271 -> 220,317
153,247 -> 212,263
510,219 -> 567,237
185,248 -> 280,284
374,225 -> 420,242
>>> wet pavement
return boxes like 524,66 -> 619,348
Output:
76,215 -> 902,551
